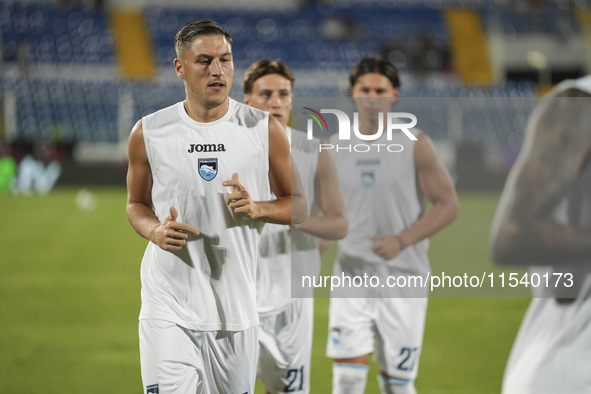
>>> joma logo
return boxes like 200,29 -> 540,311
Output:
188,144 -> 226,153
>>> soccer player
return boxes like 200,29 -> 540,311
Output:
325,55 -> 458,394
242,59 -> 348,394
126,20 -> 308,394
490,76 -> 591,394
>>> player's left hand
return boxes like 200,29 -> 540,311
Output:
371,234 -> 403,260
224,173 -> 259,219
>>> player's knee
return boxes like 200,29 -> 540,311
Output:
332,363 -> 369,394
377,375 -> 417,394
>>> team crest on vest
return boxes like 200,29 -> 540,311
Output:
198,158 -> 218,181
361,171 -> 374,187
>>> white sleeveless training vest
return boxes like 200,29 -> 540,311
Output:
257,128 -> 320,315
139,98 -> 270,331
329,125 -> 430,277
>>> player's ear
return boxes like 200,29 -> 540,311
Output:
174,58 -> 184,79
244,94 -> 251,105
392,87 -> 399,104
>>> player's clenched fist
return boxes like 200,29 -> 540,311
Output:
371,234 -> 405,260
149,206 -> 200,251
224,173 -> 260,219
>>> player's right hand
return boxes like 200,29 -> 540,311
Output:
370,234 -> 403,260
224,173 -> 260,219
150,206 -> 200,251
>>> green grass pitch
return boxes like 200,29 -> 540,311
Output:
0,188 -> 529,393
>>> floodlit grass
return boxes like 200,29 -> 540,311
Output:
0,188 -> 529,393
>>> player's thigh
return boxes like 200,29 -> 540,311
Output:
257,299 -> 314,393
327,297 -> 376,359
200,325 -> 258,394
139,319 -> 204,394
374,297 -> 428,381
140,320 -> 257,394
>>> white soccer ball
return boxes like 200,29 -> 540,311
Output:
75,189 -> 97,211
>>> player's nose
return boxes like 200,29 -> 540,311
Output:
210,59 -> 224,76
270,93 -> 281,107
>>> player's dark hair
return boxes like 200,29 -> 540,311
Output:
242,59 -> 295,95
174,19 -> 233,58
349,55 -> 400,90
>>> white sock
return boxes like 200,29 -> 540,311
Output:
332,363 -> 369,394
377,375 -> 417,394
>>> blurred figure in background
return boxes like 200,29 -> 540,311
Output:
325,55 -> 458,394
126,20 -> 307,394
243,58 -> 347,394
491,76 -> 591,394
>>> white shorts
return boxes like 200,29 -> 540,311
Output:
502,297 -> 591,394
257,298 -> 314,393
139,319 -> 258,394
326,297 -> 427,382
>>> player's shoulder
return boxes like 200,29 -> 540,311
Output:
413,130 -> 443,169
289,127 -> 318,143
549,75 -> 591,97
414,129 -> 428,142
231,98 -> 269,127
129,118 -> 144,141
289,127 -> 320,154
142,101 -> 182,130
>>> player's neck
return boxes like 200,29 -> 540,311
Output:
183,97 -> 230,123
356,113 -> 387,138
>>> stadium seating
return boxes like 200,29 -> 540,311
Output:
143,4 -> 449,72
0,1 -> 114,64
480,1 -> 580,35
0,1 -> 576,147
2,77 -> 118,142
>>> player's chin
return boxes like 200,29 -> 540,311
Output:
204,95 -> 228,109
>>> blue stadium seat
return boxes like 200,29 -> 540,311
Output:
143,4 -> 449,71
0,1 -> 115,64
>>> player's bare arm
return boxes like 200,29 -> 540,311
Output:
126,120 -> 199,251
491,90 -> 591,266
225,116 -> 308,224
372,132 -> 458,260
293,150 -> 348,239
